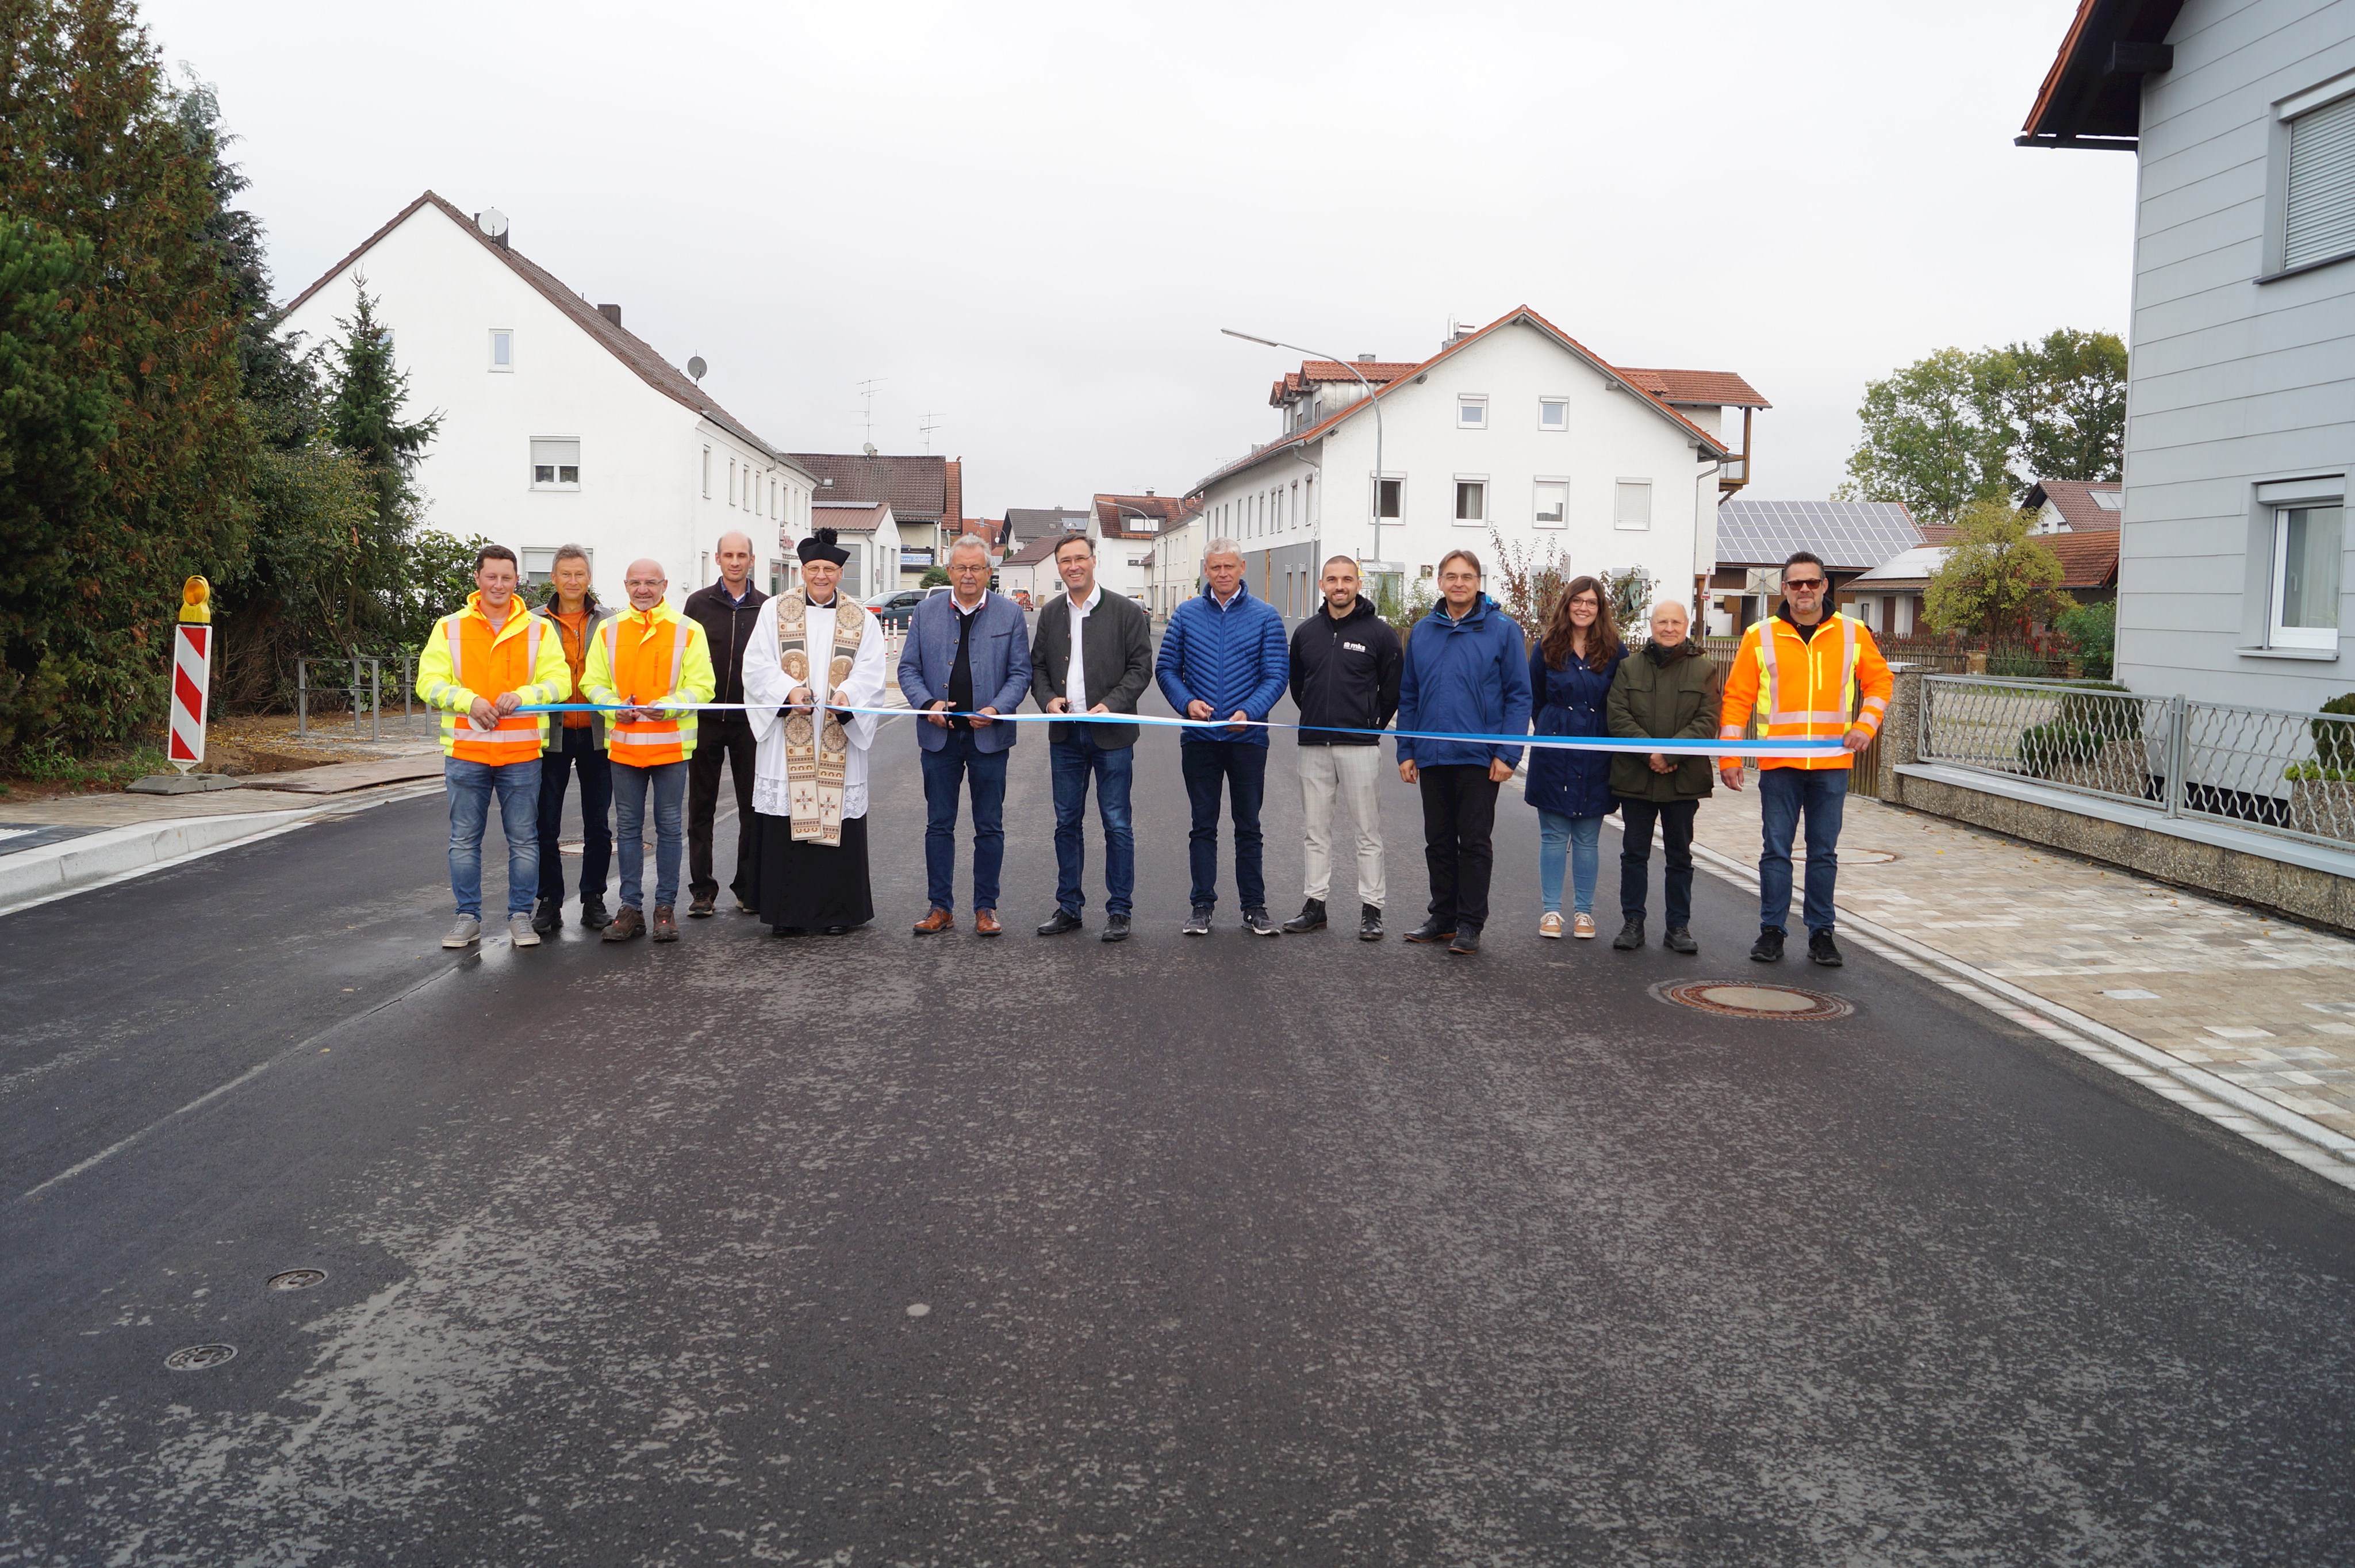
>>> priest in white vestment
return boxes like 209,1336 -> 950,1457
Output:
743,530 -> 889,934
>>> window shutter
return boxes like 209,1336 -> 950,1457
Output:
2285,93 -> 2355,270
1614,481 -> 1652,528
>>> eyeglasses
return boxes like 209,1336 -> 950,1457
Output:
1783,577 -> 1827,590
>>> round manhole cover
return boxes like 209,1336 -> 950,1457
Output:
1844,848 -> 1899,865
1654,980 -> 1854,1021
267,1269 -> 326,1292
164,1343 -> 237,1372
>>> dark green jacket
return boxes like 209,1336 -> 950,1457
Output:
1607,641 -> 1724,802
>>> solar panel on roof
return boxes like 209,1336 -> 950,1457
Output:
1713,500 -> 1921,570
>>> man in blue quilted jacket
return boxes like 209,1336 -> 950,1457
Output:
1155,539 -> 1290,936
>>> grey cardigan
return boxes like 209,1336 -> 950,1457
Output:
1029,589 -> 1155,747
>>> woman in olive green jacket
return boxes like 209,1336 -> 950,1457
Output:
1604,600 -> 1723,954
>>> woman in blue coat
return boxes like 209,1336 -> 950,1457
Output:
1524,576 -> 1625,940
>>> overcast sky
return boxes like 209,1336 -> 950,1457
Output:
144,0 -> 2134,519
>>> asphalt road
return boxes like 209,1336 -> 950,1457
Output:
4,695 -> 2354,1566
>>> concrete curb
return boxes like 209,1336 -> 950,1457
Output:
0,783 -> 440,918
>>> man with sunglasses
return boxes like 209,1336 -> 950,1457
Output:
1716,550 -> 1891,967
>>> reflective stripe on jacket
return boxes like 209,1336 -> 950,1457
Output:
414,592 -> 570,764
581,603 -> 719,768
1717,611 -> 1893,770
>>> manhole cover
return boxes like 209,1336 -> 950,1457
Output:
1844,848 -> 1899,865
164,1343 -> 237,1372
1653,980 -> 1854,1021
267,1269 -> 327,1292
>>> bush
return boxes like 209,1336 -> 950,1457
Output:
2018,722 -> 2104,776
2054,680 -> 2137,737
2055,601 -> 2115,678
2312,693 -> 2355,771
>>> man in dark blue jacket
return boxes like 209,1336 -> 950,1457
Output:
1153,539 -> 1288,936
1395,547 -> 1533,956
899,536 -> 1033,937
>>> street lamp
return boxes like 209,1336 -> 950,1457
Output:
1220,328 -> 1386,568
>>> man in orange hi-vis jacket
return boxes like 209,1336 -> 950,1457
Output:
1716,550 -> 1892,969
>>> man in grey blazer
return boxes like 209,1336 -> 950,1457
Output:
898,535 -> 1033,936
1029,534 -> 1155,942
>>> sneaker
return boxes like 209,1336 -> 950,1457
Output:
688,894 -> 716,919
508,913 -> 540,948
530,896 -> 562,935
1283,898 -> 1327,933
1572,913 -> 1597,940
1750,928 -> 1785,964
651,904 -> 679,942
1242,907 -> 1280,937
1036,908 -> 1084,937
442,916 -> 481,949
1809,929 -> 1844,967
1539,912 -> 1564,940
1663,926 -> 1698,954
1359,904 -> 1383,941
1612,917 -> 1645,950
1183,904 -> 1213,936
1101,914 -> 1131,943
1403,916 -> 1455,944
603,906 -> 646,942
579,896 -> 609,930
1448,926 -> 1482,956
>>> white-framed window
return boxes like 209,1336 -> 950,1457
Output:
1456,395 -> 1488,430
1453,477 -> 1487,525
2271,503 -> 2344,649
519,546 -> 587,588
2267,68 -> 2355,278
1614,479 -> 1652,531
489,329 -> 514,371
1533,478 -> 1568,528
1537,398 -> 1567,431
728,459 -> 738,508
530,438 -> 580,490
1375,476 -> 1403,519
840,539 -> 866,598
701,447 -> 712,498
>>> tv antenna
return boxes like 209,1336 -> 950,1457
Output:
918,411 -> 946,454
853,378 -> 888,448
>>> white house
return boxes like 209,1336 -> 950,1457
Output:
2021,1 -> 2355,705
1187,308 -> 1759,624
1089,493 -> 1198,606
996,535 -> 1064,607
279,191 -> 815,609
807,501 -> 905,603
1145,507 -> 1203,619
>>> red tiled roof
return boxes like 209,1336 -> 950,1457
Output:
810,501 -> 888,533
1268,362 -> 1421,407
2022,478 -> 2122,532
2043,528 -> 2120,588
791,453 -> 954,521
1916,524 -> 1961,545
282,192 -> 789,463
1614,367 -> 1771,408
1198,306 -> 1735,494
1092,493 -> 1202,536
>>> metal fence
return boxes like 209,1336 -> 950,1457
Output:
295,652 -> 421,740
1916,674 -> 2355,852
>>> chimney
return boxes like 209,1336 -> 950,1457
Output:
1356,353 -> 1376,362
597,303 -> 622,329
1145,488 -> 1155,496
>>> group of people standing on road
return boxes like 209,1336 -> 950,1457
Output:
417,527 -> 1890,967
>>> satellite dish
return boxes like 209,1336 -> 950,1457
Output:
476,207 -> 509,241
862,443 -> 878,457
687,356 -> 707,382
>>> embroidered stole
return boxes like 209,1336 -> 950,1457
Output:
774,592 -> 868,845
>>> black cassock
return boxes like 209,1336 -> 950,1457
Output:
753,812 -> 873,930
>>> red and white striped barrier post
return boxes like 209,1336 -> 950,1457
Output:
167,576 -> 213,773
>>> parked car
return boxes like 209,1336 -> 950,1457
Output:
866,585 -> 949,629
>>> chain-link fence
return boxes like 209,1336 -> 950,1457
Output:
1917,674 -> 2355,852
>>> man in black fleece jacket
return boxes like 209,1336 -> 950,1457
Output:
681,532 -> 768,917
1283,556 -> 1403,940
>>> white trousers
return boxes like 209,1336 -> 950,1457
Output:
1299,743 -> 1386,908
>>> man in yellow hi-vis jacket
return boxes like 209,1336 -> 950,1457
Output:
1716,550 -> 1892,969
582,558 -> 717,944
415,543 -> 572,950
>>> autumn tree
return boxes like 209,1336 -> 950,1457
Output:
1923,500 -> 2074,639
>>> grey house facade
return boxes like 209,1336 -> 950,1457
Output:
2024,0 -> 2355,706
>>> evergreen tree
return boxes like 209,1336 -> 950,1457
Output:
0,0 -> 250,758
327,282 -> 441,526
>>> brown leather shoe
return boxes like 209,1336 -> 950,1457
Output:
601,906 -> 645,942
975,909 -> 1002,937
651,904 -> 679,942
912,907 -> 955,936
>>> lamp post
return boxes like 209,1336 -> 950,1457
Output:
1220,329 -> 1385,570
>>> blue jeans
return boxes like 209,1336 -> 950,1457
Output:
1537,810 -> 1604,916
536,727 -> 612,902
1180,739 -> 1267,910
445,757 -> 540,919
1758,766 -> 1848,934
1051,737 -> 1135,917
920,729 -> 1008,912
612,759 -> 687,911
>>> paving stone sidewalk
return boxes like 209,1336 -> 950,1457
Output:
1689,774 -> 2355,1144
